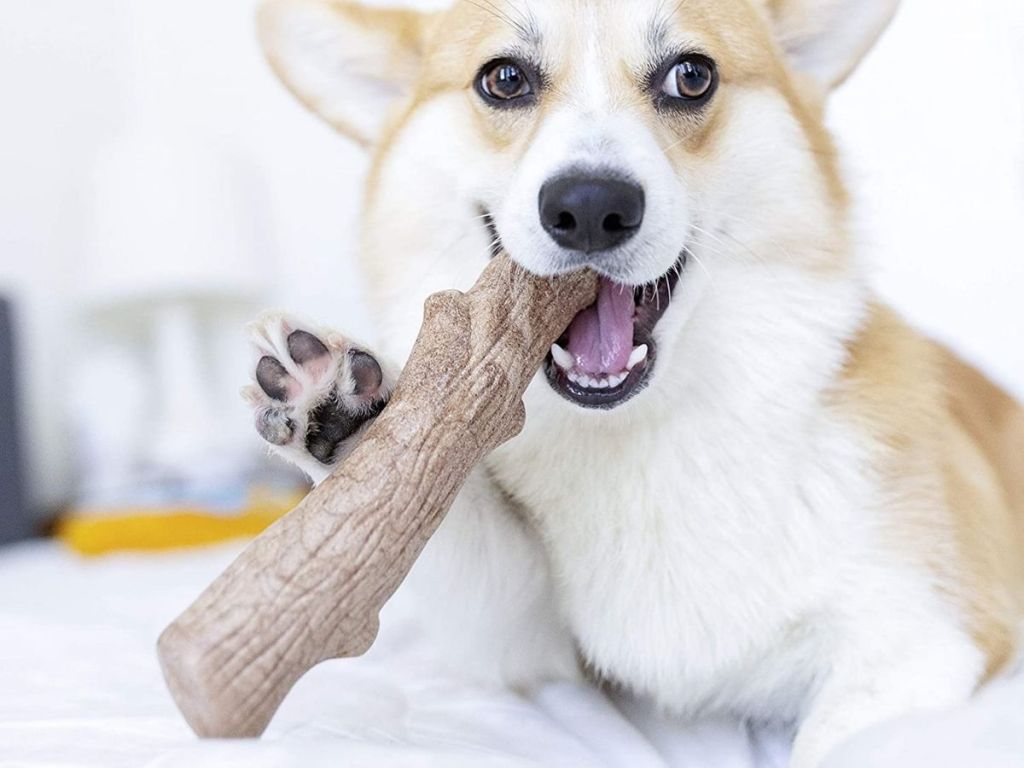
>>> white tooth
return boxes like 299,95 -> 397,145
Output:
579,375 -> 592,388
610,373 -> 626,387
597,378 -> 610,389
627,345 -> 649,370
551,343 -> 574,371
567,371 -> 581,384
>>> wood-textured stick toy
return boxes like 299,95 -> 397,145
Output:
157,254 -> 598,739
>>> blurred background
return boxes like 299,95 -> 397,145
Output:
0,0 -> 1022,548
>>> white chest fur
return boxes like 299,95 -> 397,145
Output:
488,265 -> 876,717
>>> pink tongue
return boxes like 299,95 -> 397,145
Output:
567,278 -> 635,374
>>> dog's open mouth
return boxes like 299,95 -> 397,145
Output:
544,253 -> 686,409
479,207 -> 684,409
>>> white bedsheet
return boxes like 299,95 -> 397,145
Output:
1,541 -> 1021,768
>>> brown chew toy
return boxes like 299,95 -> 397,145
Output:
157,254 -> 598,739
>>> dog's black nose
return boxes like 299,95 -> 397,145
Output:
539,175 -> 645,253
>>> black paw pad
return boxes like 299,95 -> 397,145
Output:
256,408 -> 295,446
256,356 -> 294,402
305,391 -> 371,465
349,350 -> 384,398
287,330 -> 330,367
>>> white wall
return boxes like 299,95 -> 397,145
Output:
0,0 -> 1021,510
0,0 -> 371,509
830,0 -> 1024,395
0,0 -> 130,508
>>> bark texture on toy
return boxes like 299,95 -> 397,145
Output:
157,255 -> 598,739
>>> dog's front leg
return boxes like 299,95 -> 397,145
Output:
405,466 -> 582,689
789,623 -> 984,768
243,312 -> 578,688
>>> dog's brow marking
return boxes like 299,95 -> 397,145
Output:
465,0 -> 521,35
649,0 -> 673,50
649,0 -> 693,60
508,1 -> 542,48
467,0 -> 541,48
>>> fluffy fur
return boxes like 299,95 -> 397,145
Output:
247,1 -> 1024,765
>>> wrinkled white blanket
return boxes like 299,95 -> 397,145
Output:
1,541 -> 1021,768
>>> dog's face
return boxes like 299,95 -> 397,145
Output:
260,0 -> 897,411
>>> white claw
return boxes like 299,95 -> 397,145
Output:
551,343 -> 575,371
627,345 -> 649,370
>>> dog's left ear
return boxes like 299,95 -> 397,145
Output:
759,0 -> 900,90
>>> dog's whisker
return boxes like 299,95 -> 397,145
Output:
687,223 -> 766,268
685,248 -> 718,289
691,210 -> 800,267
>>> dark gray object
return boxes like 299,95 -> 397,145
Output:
0,298 -> 30,544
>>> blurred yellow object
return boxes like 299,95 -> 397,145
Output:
56,490 -> 305,556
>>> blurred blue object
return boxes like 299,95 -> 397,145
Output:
0,298 -> 30,544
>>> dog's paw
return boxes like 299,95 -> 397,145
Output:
242,314 -> 392,476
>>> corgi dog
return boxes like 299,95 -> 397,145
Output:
242,0 -> 1024,764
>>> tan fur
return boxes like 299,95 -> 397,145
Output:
653,1 -> 850,228
838,307 -> 1024,677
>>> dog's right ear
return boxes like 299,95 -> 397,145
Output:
258,0 -> 434,148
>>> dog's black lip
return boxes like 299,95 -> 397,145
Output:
545,354 -> 655,409
544,252 -> 686,410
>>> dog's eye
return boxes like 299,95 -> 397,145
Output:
661,56 -> 716,102
478,59 -> 534,105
